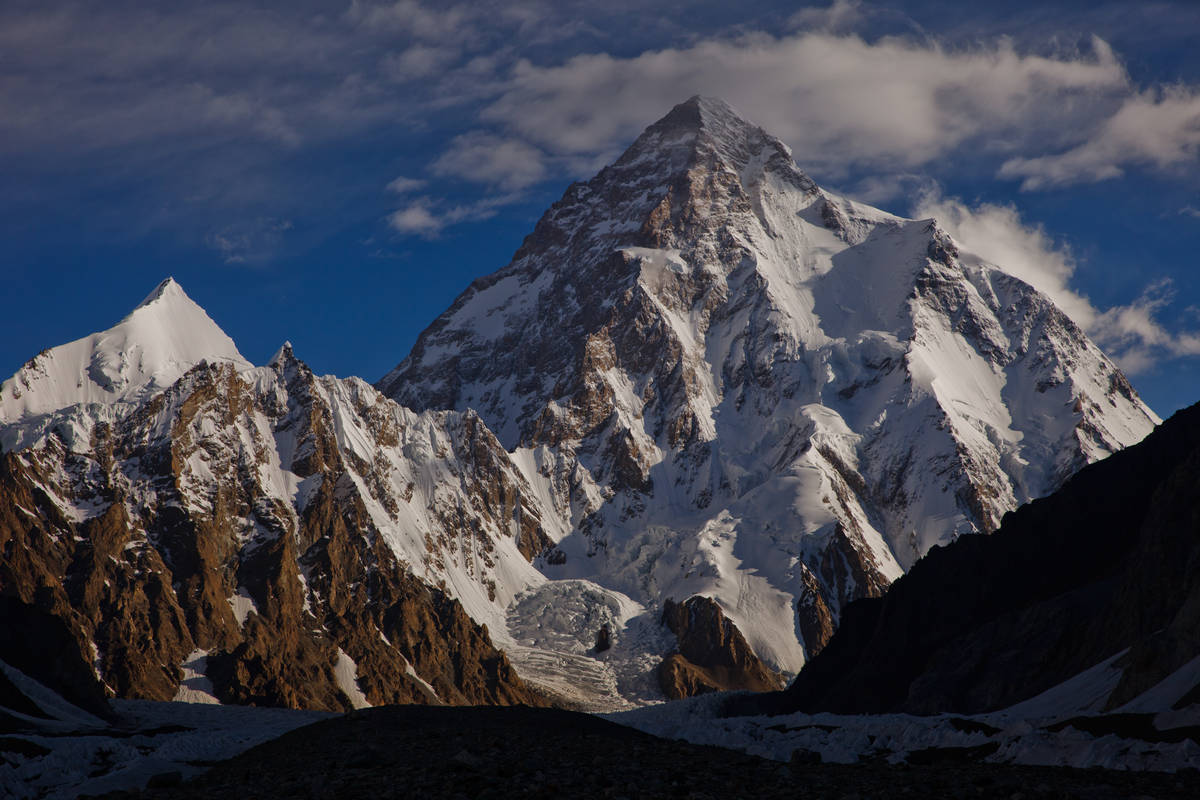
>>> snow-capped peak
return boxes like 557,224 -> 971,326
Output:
381,95 -> 1159,688
0,277 -> 251,435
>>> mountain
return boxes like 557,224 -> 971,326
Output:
379,96 -> 1157,687
761,398 -> 1200,717
0,286 -> 551,711
0,97 -> 1158,713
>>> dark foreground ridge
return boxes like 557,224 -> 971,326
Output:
99,705 -> 1200,800
761,401 -> 1200,716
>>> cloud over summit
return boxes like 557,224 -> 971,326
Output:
917,191 -> 1200,374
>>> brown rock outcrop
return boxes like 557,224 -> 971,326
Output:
796,565 -> 836,659
657,596 -> 784,699
0,353 -> 547,712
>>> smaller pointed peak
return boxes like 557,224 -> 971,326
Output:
2,276 -> 249,429
268,341 -> 297,369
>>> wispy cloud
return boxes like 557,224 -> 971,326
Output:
386,176 -> 427,194
1000,87 -> 1200,189
0,2 -> 600,164
916,189 -> 1200,373
204,218 -> 293,264
431,132 -> 548,190
843,172 -> 931,205
387,193 -> 518,237
787,0 -> 864,33
380,44 -> 461,81
344,1 -> 472,41
1091,283 -> 1200,374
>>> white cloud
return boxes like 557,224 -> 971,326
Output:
431,132 -> 547,190
914,191 -> 1094,325
481,33 -> 1127,173
386,193 -> 517,237
386,176 -> 427,194
387,202 -> 446,236
1000,88 -> 1200,189
916,190 -> 1200,373
1182,206 -> 1200,220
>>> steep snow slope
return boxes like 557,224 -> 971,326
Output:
382,96 -> 1158,685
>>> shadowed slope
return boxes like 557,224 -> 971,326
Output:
764,403 -> 1200,715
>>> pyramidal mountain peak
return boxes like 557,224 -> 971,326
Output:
380,96 -> 1158,691
637,95 -> 768,159
625,96 -> 785,163
657,94 -> 735,124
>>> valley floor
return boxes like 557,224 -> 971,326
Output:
611,691 -> 1200,774
0,699 -> 329,799
73,705 -> 1200,800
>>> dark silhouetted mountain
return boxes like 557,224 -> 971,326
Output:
767,402 -> 1200,715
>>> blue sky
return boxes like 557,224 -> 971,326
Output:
4,0 -> 1200,414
